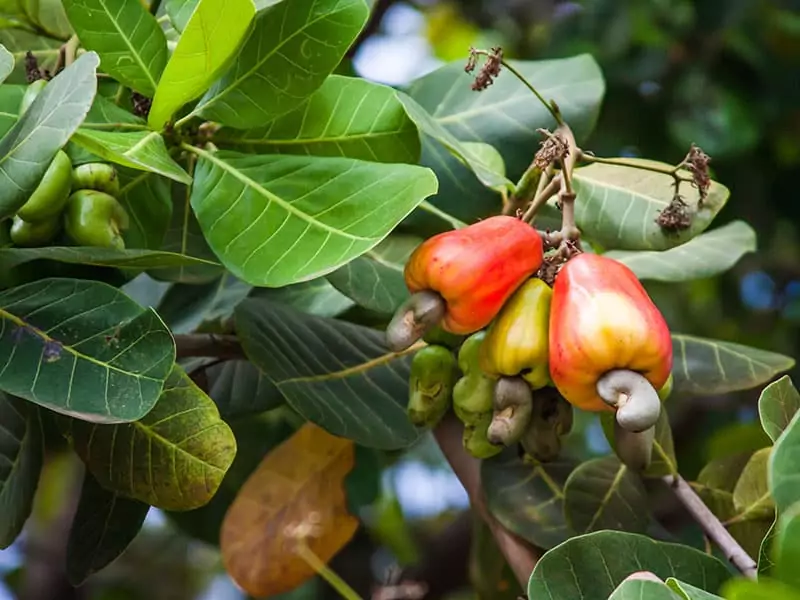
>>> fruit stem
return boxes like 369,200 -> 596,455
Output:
613,421 -> 654,471
520,171 -> 559,224
577,152 -> 694,187
597,369 -> 662,432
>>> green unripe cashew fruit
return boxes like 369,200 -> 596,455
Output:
407,345 -> 458,428
71,162 -> 121,197
17,151 -> 73,222
20,79 -> 47,116
452,331 -> 494,426
64,190 -> 130,249
463,412 -> 502,459
10,214 -> 60,247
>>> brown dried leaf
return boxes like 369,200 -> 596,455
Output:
220,422 -> 359,597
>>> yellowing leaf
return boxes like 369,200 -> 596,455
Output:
221,422 -> 358,597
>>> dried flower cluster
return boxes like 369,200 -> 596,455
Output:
685,144 -> 711,203
534,128 -> 569,170
131,92 -> 152,118
465,46 -> 503,91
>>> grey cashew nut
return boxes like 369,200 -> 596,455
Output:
597,369 -> 661,433
487,376 -> 533,446
385,291 -> 446,352
613,420 -> 655,471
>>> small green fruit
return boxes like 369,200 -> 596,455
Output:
71,162 -> 121,197
17,151 -> 73,222
10,214 -> 60,247
20,79 -> 47,116
64,189 -> 130,249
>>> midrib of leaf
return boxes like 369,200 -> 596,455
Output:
186,145 -> 372,241
81,121 -> 148,131
192,1 -> 354,119
0,307 -> 162,384
234,128 -> 412,146
131,420 -> 226,474
94,0 -> 158,91
674,334 -> 789,379
577,176 -> 672,209
535,464 -> 565,499
585,463 -> 626,532
279,341 -> 422,385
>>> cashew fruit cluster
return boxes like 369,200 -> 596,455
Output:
7,81 -> 129,250
388,217 -> 674,469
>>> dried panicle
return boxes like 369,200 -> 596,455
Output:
131,92 -> 152,118
685,144 -> 711,203
467,46 -> 503,91
25,51 -> 43,83
656,194 -> 691,232
534,129 -> 569,170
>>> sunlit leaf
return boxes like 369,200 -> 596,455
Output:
190,148 -> 437,287
149,0 -> 256,130
481,448 -> 576,549
216,75 -> 421,164
665,578 -> 724,600
62,365 -> 237,511
759,376 -> 800,443
234,297 -> 420,449
196,0 -> 369,129
527,531 -> 731,599
605,221 -> 756,282
0,52 -> 98,220
671,334 -> 794,396
0,278 -> 174,423
732,447 -> 774,521
564,455 -> 650,535
63,0 -> 166,96
722,578 -> 800,600
221,422 -> 358,597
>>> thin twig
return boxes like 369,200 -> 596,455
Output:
433,414 -> 539,587
578,153 -> 693,186
174,334 -> 245,360
663,474 -> 757,579
521,174 -> 560,224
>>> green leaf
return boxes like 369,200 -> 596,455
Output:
774,501 -> 800,589
70,129 -> 192,184
0,394 -> 42,548
0,278 -> 175,422
601,407 -> 677,478
769,408 -> 800,514
469,515 -> 525,600
250,278 -> 355,318
732,447 -> 774,521
671,334 -> 795,396
605,221 -> 756,282
216,75 -> 421,164
234,297 -> 420,449
398,92 -> 513,192
190,148 -> 438,287
118,169 -> 172,250
722,578 -> 800,600
481,447 -> 576,549
0,45 -> 13,85
609,580 -> 682,600
22,0 -> 73,38
0,247 -> 221,272
62,365 -> 237,511
699,453 -> 752,493
572,159 -> 730,251
759,376 -> 800,443
156,273 -> 251,334
666,578 -> 725,600
165,0 -> 197,31
0,52 -> 98,220
563,455 -> 650,535
149,0 -> 256,130
205,359 -> 285,419
758,519 -> 777,576
62,0 -> 167,96
81,93 -> 147,131
65,471 -> 149,586
0,85 -> 23,138
325,233 -> 420,315
195,0 -> 369,129
527,531 -> 732,599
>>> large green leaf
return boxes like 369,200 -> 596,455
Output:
572,159 -> 730,251
62,365 -> 237,511
0,84 -> 22,137
0,394 -> 42,548
0,247 -> 221,272
732,447 -> 774,521
81,93 -> 147,131
527,531 -> 732,599
118,169 -> 173,250
774,502 -> 800,590
70,129 -> 192,184
195,0 -> 369,129
234,297 -> 420,449
62,0 -> 167,96
22,0 -> 73,38
149,0 -> 256,130
189,148 -> 437,287
605,221 -> 756,282
216,75 -> 421,164
671,334 -> 794,396
165,0 -> 197,31
0,44 -> 13,85
325,233 -> 420,315
205,359 -> 285,419
250,277 -> 354,318
66,471 -> 150,586
0,52 -> 98,220
759,376 -> 800,443
609,580 -> 682,600
769,407 -> 800,514
563,455 -> 650,535
156,272 -> 251,334
481,448 -> 576,549
0,278 -> 175,423
759,519 -> 777,576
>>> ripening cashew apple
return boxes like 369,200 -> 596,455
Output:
386,216 -> 544,352
548,253 -> 673,436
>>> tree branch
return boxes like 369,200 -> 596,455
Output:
433,414 -> 539,588
662,474 -> 757,579
173,334 -> 245,360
